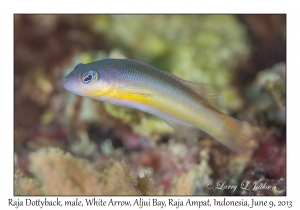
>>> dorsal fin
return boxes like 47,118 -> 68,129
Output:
155,66 -> 222,108
181,80 -> 222,109
124,59 -> 222,108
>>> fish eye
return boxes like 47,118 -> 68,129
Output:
82,70 -> 98,84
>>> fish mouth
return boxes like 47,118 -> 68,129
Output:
62,76 -> 85,97
62,77 -> 70,90
62,76 -> 78,93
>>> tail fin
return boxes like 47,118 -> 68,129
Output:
218,117 -> 259,153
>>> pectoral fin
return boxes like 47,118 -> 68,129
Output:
119,83 -> 154,98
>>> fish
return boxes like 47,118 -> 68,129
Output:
63,59 -> 257,153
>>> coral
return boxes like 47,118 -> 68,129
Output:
15,178 -> 43,196
238,133 -> 286,196
29,148 -> 104,195
168,169 -> 197,195
136,174 -> 161,195
15,147 -> 198,196
254,62 -> 286,124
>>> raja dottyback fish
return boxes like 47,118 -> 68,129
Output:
63,59 -> 257,153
